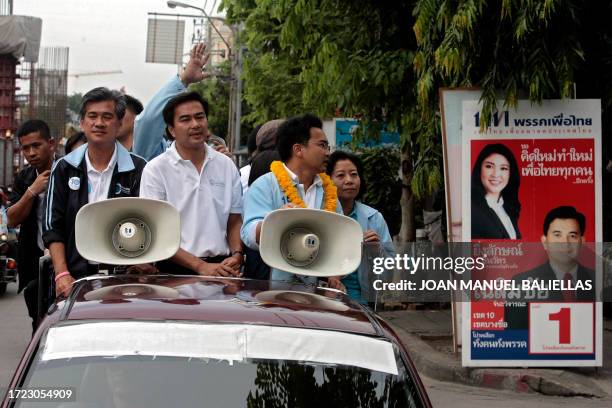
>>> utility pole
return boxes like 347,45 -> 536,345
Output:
233,43 -> 243,153
226,24 -> 242,156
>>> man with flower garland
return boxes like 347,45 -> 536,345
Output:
241,113 -> 344,288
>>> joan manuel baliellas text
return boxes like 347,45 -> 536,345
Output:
372,278 -> 592,292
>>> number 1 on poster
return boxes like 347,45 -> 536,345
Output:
548,307 -> 571,344
529,303 -> 594,354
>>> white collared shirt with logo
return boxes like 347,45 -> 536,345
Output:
283,164 -> 322,208
139,143 -> 243,257
484,195 -> 517,239
85,146 -> 117,204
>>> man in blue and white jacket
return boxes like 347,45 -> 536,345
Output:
44,88 -> 146,297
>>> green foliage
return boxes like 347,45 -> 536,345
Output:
222,0 -> 416,124
189,61 -> 231,138
222,0 -> 612,202
221,0 -> 431,199
413,0 -> 612,129
241,51 -> 317,124
67,92 -> 83,114
358,146 -> 402,237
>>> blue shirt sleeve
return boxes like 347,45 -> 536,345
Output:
371,211 -> 395,256
241,174 -> 278,250
133,75 -> 186,161
371,212 -> 393,243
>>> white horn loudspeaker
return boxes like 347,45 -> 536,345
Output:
75,197 -> 180,265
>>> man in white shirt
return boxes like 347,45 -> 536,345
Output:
44,88 -> 146,297
139,92 -> 243,276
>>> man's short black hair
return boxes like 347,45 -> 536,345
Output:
162,91 -> 210,127
543,206 -> 586,235
247,125 -> 262,156
124,94 -> 143,115
276,113 -> 323,162
80,87 -> 126,120
17,119 -> 51,141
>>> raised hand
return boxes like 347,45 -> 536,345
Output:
180,43 -> 211,86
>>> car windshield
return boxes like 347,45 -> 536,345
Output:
13,322 -> 425,408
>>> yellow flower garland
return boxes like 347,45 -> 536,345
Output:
270,161 -> 337,212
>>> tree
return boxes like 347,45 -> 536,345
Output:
359,146 -> 402,237
222,0 -> 612,241
67,92 -> 83,115
222,0 -> 415,124
222,0 -> 420,239
413,0 -> 612,152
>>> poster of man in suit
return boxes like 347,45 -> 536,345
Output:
460,99 -> 603,367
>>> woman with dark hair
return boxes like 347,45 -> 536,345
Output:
326,150 -> 394,303
471,143 -> 521,239
239,124 -> 261,195
64,131 -> 87,154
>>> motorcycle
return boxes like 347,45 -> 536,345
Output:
0,231 -> 17,295
0,206 -> 18,295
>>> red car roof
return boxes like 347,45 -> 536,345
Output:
59,275 -> 379,336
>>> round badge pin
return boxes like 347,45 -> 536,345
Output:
68,177 -> 80,191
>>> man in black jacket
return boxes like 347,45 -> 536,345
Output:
7,120 -> 56,331
43,88 -> 146,297
505,206 -> 595,329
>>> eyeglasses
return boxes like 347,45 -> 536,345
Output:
309,141 -> 330,151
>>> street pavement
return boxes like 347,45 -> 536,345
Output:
424,375 -> 612,407
0,281 -> 31,389
380,308 -> 612,399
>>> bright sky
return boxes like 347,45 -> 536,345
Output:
13,0 -> 222,103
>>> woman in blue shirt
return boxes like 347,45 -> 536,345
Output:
326,151 -> 394,304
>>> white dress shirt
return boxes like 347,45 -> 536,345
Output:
85,146 -> 117,204
36,189 -> 45,250
139,143 -> 243,257
549,262 -> 578,282
485,195 -> 517,239
283,164 -> 322,208
239,163 -> 251,195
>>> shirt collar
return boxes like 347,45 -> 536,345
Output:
85,144 -> 117,174
167,142 -> 216,165
347,203 -> 358,220
549,262 -> 579,281
485,195 -> 504,208
64,142 -> 134,173
351,201 -> 377,220
283,163 -> 322,187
